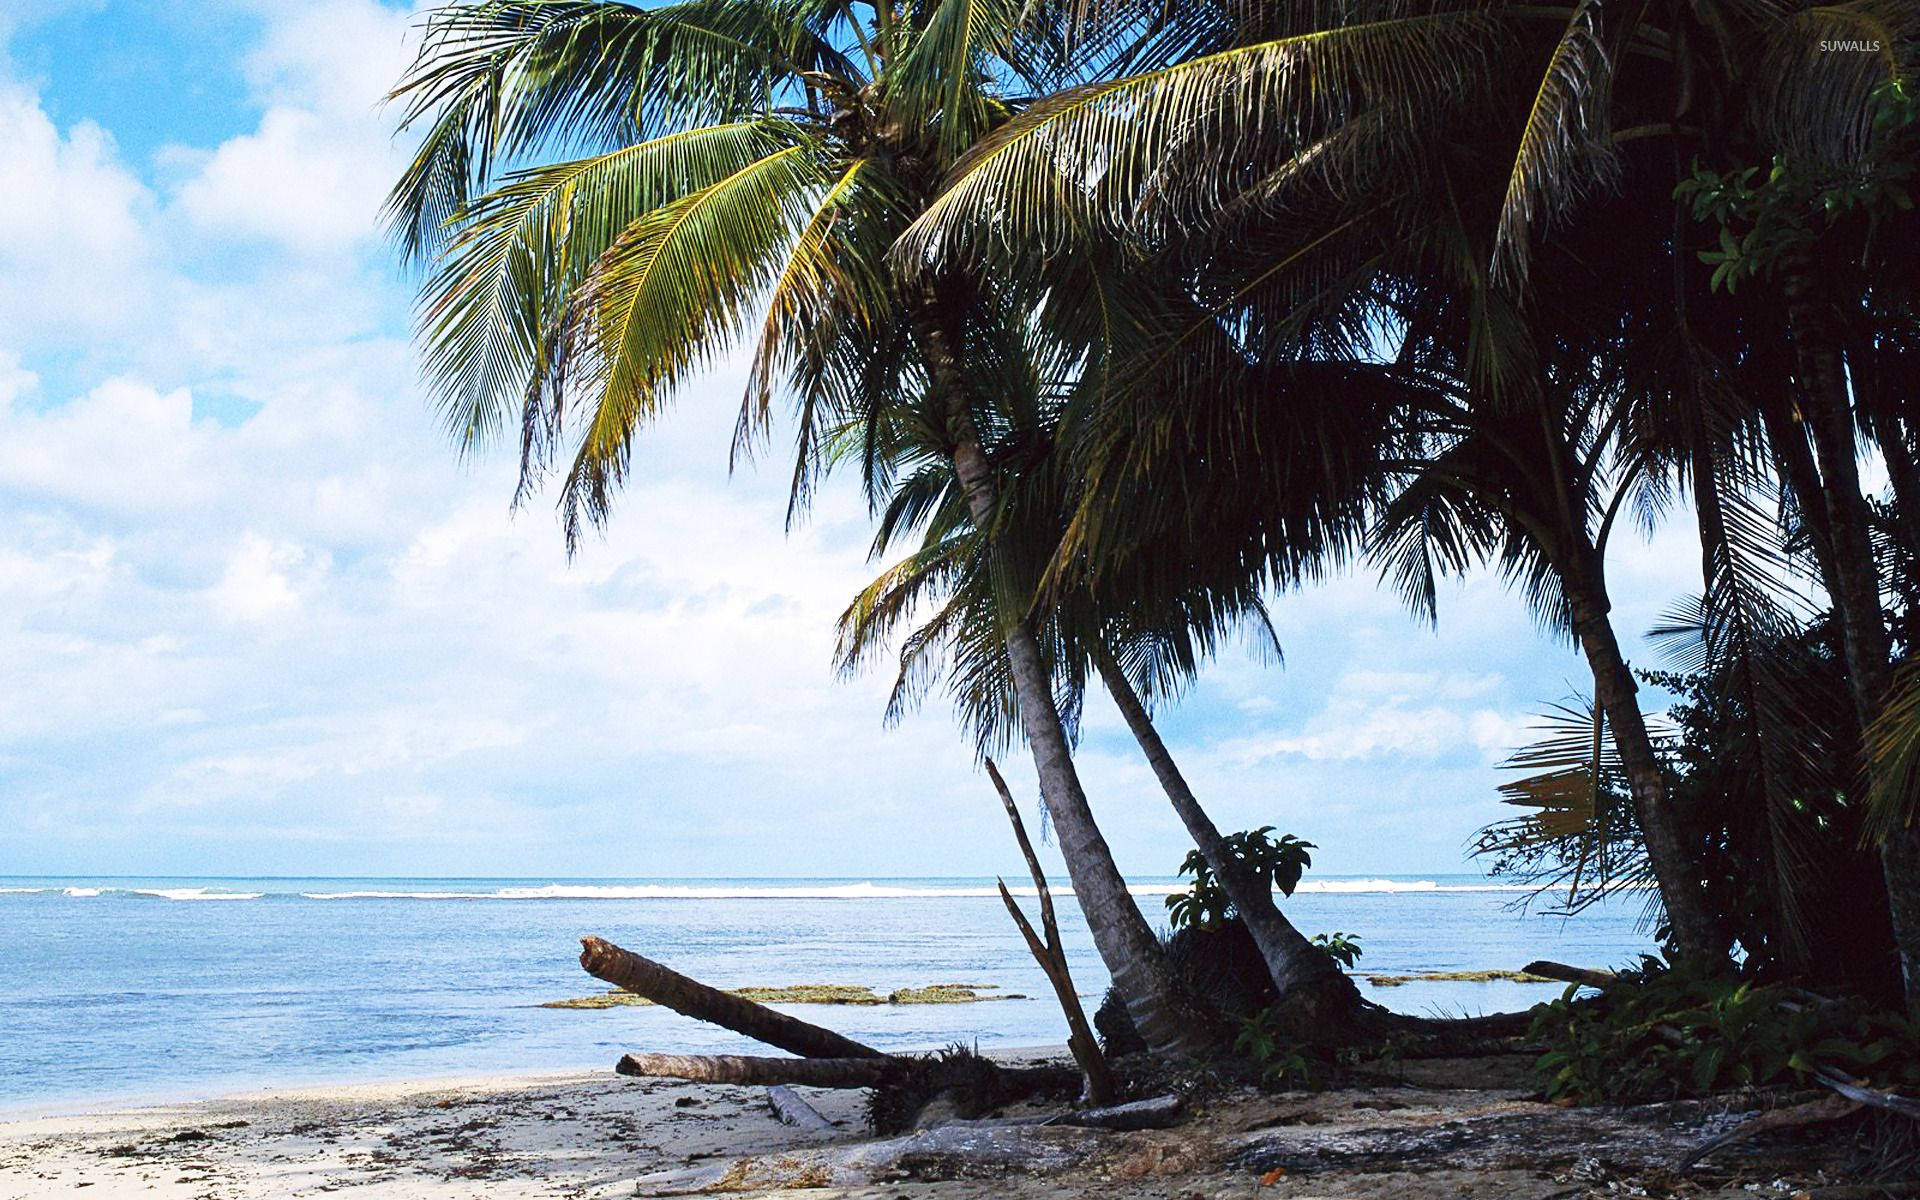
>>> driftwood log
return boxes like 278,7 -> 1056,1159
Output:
579,936 -> 884,1060
629,1124 -> 1112,1196
1521,960 -> 1618,988
616,1049 -> 1081,1095
1674,1093 -> 1862,1168
584,937 -> 1082,1131
1049,1094 -> 1186,1131
1814,1068 -> 1920,1120
619,1052 -> 897,1089
1229,1096 -> 1767,1175
765,1085 -> 836,1132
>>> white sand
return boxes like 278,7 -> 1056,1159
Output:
0,1057 -> 1850,1200
0,1070 -> 870,1199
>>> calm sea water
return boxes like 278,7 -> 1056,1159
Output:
0,875 -> 1653,1113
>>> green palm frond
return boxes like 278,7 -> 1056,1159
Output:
415,120 -> 793,453
1870,662 -> 1920,842
735,157 -> 910,515
389,0 -> 833,261
897,10 -> 1494,267
1490,0 -> 1619,288
888,0 -> 1030,157
547,140 -> 832,543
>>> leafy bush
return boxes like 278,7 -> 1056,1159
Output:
1531,956 -> 1920,1104
1312,931 -> 1364,969
1165,828 -> 1315,931
1233,1008 -> 1318,1088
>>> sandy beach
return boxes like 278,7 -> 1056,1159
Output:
0,1068 -> 868,1200
0,1050 -> 1861,1200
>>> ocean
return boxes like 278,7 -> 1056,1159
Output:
0,875 -> 1654,1113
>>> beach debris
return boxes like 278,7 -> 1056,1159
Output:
627,1123 -> 1112,1195
584,937 -> 1079,1131
1811,1066 -> 1920,1120
617,1050 -> 1079,1097
542,982 -> 1018,1009
1522,960 -> 1621,988
1047,1094 -> 1186,1131
621,1053 -> 899,1089
579,936 -> 885,1060
765,1086 -> 836,1132
987,756 -> 1114,1106
1361,969 -> 1555,986
1228,1096 -> 1767,1175
1674,1093 -> 1862,1169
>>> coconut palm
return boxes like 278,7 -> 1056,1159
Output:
898,0 -> 1920,972
385,0 -> 1210,1055
830,311 -> 1420,1024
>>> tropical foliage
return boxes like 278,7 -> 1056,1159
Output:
1165,830 -> 1315,932
390,0 -> 1920,1053
1532,957 -> 1920,1104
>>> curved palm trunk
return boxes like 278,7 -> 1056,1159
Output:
1093,650 -> 1362,1021
917,297 -> 1210,1058
1560,559 -> 1722,961
1786,284 -> 1920,1001
579,937 -> 885,1059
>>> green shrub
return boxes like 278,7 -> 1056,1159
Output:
1233,1008 -> 1319,1088
1165,828 -> 1315,931
1312,931 -> 1364,969
1531,956 -> 1920,1103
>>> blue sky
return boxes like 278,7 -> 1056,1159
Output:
0,1 -> 1709,880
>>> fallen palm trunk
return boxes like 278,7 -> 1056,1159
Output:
617,1050 -> 1081,1097
619,1052 -> 900,1089
629,1123 -> 1112,1196
1521,960 -> 1618,988
1813,1068 -> 1920,1119
765,1085 -> 835,1132
1229,1096 -> 1760,1175
579,936 -> 884,1060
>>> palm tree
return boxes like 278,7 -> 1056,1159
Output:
831,338 -> 1391,1024
385,0 -> 1207,1055
897,0 -> 1919,973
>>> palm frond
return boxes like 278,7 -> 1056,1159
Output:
547,141 -> 832,545
1490,0 -> 1619,288
896,10 -> 1496,268
415,120 -> 793,453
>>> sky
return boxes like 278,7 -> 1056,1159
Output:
0,0 -> 1710,881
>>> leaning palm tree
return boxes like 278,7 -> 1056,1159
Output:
831,317 -> 1400,1026
385,0 -> 1211,1056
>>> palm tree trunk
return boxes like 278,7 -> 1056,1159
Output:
1560,562 -> 1722,961
578,937 -> 885,1059
916,294 -> 1211,1058
1786,282 -> 1920,1000
1092,649 -> 1361,1022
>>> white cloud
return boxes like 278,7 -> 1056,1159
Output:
0,2 -> 1729,879
173,106 -> 402,252
1217,670 -> 1524,765
169,0 -> 416,253
210,534 -> 314,620
0,375 -> 216,514
0,80 -> 158,340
